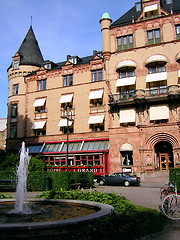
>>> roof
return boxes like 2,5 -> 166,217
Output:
17,26 -> 44,67
110,0 -> 180,28
0,119 -> 7,131
49,55 -> 94,71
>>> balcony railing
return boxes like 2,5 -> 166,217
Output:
109,85 -> 180,104
35,111 -> 47,119
90,105 -> 105,113
60,108 -> 75,117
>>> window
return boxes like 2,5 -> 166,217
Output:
166,0 -> 173,4
12,60 -> 19,70
92,69 -> 102,82
147,29 -> 160,45
148,62 -> 166,74
63,75 -> 73,86
34,129 -> 46,136
121,151 -> 133,166
11,103 -> 18,118
37,79 -> 46,91
117,35 -> 133,51
148,81 -> 167,95
176,25 -> 180,40
90,124 -> 104,132
119,86 -> 135,101
12,84 -> 18,95
118,67 -> 135,79
10,125 -> 17,138
135,2 -> 142,11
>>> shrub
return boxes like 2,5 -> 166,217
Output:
169,168 -> 180,191
45,172 -> 94,191
0,153 -> 18,171
38,189 -> 135,214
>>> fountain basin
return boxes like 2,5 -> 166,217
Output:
0,198 -> 114,239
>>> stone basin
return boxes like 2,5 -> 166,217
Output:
0,198 -> 114,240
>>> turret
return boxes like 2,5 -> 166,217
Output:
99,13 -> 112,60
7,26 -> 44,143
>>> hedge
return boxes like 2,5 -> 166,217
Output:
169,168 -> 180,191
0,171 -> 94,191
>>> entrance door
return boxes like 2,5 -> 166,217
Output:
160,153 -> 169,171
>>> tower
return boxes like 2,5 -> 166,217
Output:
7,26 -> 44,150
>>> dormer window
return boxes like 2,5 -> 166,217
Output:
67,55 -> 80,65
135,2 -> 142,12
144,4 -> 158,18
13,60 -> 19,70
166,0 -> 173,4
176,25 -> 180,40
44,62 -> 51,70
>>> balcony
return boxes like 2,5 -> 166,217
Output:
109,85 -> 180,107
35,111 -> 47,119
60,108 -> 75,117
90,105 -> 105,113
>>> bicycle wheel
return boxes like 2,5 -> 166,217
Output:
161,194 -> 180,220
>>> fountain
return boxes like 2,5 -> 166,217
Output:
0,142 -> 114,239
11,141 -> 31,214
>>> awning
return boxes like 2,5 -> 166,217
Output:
176,52 -> 180,61
59,94 -> 73,103
89,89 -> 103,99
33,98 -> 46,107
119,109 -> 136,123
27,140 -> 109,154
31,121 -> 46,129
144,4 -> 158,12
120,143 -> 133,151
88,115 -> 105,124
146,72 -> 167,82
150,105 -> 169,121
58,119 -> 73,127
116,60 -> 136,70
145,55 -> 168,65
116,76 -> 136,87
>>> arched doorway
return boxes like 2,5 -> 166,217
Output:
155,141 -> 174,171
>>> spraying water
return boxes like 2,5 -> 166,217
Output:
13,142 -> 31,214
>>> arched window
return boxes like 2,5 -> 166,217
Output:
120,143 -> 133,166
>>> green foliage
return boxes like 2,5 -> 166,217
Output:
27,171 -> 46,191
38,190 -> 135,213
0,171 -> 16,180
45,172 -> 94,191
28,156 -> 45,171
0,193 -> 12,199
169,168 -> 180,191
0,149 -> 6,165
0,153 -> 18,171
73,206 -> 168,240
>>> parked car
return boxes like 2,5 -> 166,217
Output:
97,172 -> 141,187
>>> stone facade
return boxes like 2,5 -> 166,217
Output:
7,0 -> 180,175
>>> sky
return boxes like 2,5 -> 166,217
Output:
0,0 -> 137,118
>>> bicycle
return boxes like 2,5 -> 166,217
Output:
159,173 -> 180,220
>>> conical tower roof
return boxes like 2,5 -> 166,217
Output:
16,26 -> 44,67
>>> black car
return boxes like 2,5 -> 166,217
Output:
97,172 -> 141,187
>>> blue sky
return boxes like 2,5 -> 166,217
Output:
0,0 -> 137,118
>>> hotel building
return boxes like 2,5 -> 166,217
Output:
7,0 -> 180,175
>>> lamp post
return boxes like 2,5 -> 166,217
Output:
62,107 -> 73,171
